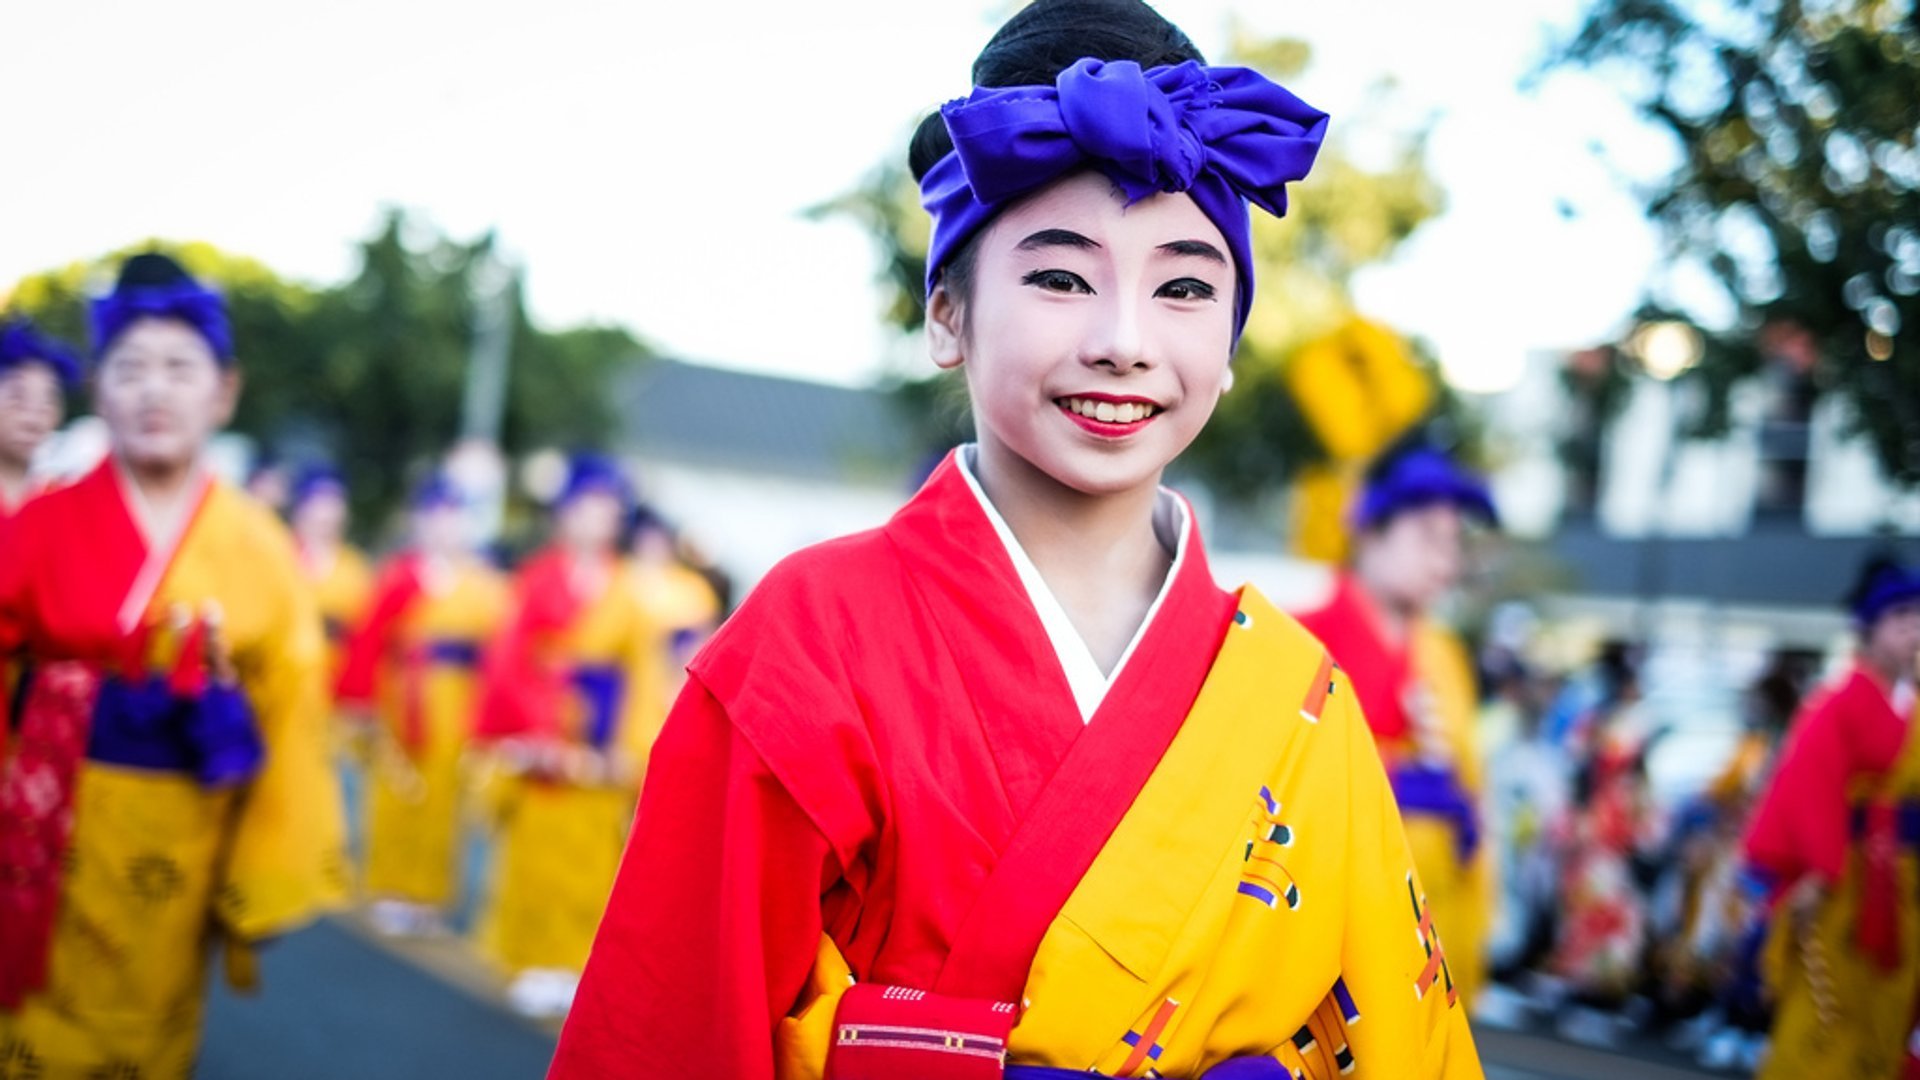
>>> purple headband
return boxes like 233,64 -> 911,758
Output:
90,279 -> 235,364
412,473 -> 464,512
559,453 -> 633,510
291,466 -> 348,510
1355,447 -> 1499,531
0,319 -> 83,387
1854,563 -> 1920,628
920,58 -> 1329,338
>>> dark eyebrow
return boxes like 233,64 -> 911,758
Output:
1015,228 -> 1101,252
1158,239 -> 1228,264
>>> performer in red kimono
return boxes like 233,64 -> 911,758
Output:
551,2 -> 1481,1076
0,318 -> 82,765
1743,556 -> 1920,1079
0,254 -> 347,1077
1296,442 -> 1499,1009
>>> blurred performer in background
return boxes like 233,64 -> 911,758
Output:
336,474 -> 508,937
290,465 -> 372,683
0,253 -> 348,1077
1743,556 -> 1920,1079
0,318 -> 82,766
1298,442 -> 1498,1009
0,318 -> 81,523
474,453 -> 659,1019
624,505 -> 720,746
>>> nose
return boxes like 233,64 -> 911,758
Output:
1084,291 -> 1152,374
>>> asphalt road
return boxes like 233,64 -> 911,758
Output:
197,919 -> 1733,1079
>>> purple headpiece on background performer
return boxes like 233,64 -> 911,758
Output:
0,318 -> 83,387
90,252 -> 235,364
290,464 -> 348,510
412,472 -> 465,512
919,57 -> 1329,338
1848,556 -> 1920,629
1354,444 -> 1499,531
558,452 -> 634,510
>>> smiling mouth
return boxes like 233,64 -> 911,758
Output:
1056,396 -> 1161,424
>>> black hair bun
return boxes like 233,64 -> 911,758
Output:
909,0 -> 1205,182
116,252 -> 194,291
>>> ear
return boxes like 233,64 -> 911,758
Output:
213,367 -> 244,428
1219,365 -> 1236,395
926,285 -> 966,371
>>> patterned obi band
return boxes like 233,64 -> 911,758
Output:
1006,1061 -> 1299,1078
1388,763 -> 1481,861
422,639 -> 482,668
88,675 -> 264,787
570,664 -> 626,750
1849,801 -> 1920,847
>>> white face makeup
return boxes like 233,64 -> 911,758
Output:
928,171 -> 1236,500
0,362 -> 65,468
93,317 -> 237,474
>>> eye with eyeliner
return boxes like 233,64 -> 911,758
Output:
1157,277 -> 1218,301
1021,269 -> 1095,294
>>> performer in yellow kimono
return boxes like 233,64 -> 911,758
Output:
553,2 -> 1480,1074
0,253 -> 348,1078
624,505 -> 721,750
475,453 -> 660,1019
1743,556 -> 1920,1079
290,465 -> 373,681
336,474 -> 508,935
1297,443 -> 1497,1010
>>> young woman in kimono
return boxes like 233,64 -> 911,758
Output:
473,454 -> 661,1018
0,253 -> 348,1078
551,2 -> 1483,1076
1295,444 -> 1497,1010
0,319 -> 82,764
1743,557 -> 1920,1080
336,475 -> 508,936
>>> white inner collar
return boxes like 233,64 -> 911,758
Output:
956,445 -> 1189,723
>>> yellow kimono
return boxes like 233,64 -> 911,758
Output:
304,542 -> 373,681
0,461 -> 349,1079
475,550 -> 660,976
1749,668 -> 1920,1079
341,555 -> 509,908
627,557 -> 721,756
773,593 -> 1481,1077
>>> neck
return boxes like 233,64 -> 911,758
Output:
0,457 -> 28,507
972,438 -> 1172,674
1861,651 -> 1912,694
116,452 -> 203,528
1350,564 -> 1415,644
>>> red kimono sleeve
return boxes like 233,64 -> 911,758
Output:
1745,692 -> 1853,887
549,674 -> 837,1079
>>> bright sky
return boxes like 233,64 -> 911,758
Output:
4,0 -> 1679,394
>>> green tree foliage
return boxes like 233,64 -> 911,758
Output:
3,211 -> 647,533
1546,0 -> 1920,484
811,31 -> 1447,496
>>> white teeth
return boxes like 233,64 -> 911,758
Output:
1062,397 -> 1157,422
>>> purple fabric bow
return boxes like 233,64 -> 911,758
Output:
921,58 -> 1329,338
90,279 -> 235,364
